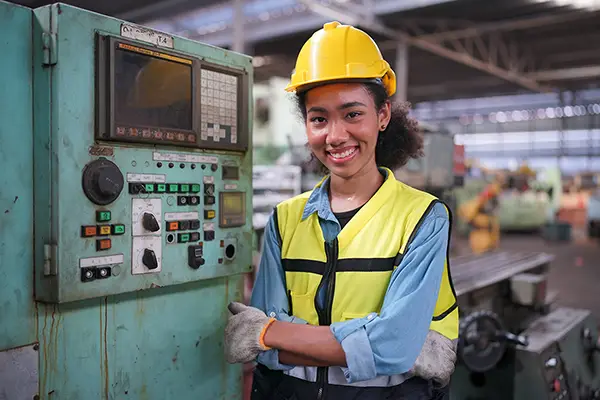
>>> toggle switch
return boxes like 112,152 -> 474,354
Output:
188,245 -> 205,269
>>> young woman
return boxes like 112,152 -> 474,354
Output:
225,21 -> 458,400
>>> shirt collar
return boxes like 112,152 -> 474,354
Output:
301,167 -> 390,221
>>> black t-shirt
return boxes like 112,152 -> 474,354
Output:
334,205 -> 363,229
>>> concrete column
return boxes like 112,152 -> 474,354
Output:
394,40 -> 409,103
232,0 -> 246,54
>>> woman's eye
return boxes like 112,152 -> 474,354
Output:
310,117 -> 326,123
347,112 -> 361,119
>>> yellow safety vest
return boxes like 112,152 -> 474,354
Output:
274,168 -> 459,340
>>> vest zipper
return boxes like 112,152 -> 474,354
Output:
315,239 -> 339,400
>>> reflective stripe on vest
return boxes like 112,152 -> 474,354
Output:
275,168 -> 459,341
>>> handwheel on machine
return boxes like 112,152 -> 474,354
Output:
458,310 -> 529,373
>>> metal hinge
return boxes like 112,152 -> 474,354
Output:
43,244 -> 58,276
42,32 -> 57,66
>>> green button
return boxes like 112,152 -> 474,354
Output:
145,184 -> 155,192
96,210 -> 111,222
168,184 -> 179,193
157,184 -> 166,193
180,184 -> 190,193
178,233 -> 190,243
191,184 -> 201,193
112,224 -> 125,235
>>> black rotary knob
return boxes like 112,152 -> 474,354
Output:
142,212 -> 160,232
82,158 -> 124,205
142,249 -> 158,270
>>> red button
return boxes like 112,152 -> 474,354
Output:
553,379 -> 561,392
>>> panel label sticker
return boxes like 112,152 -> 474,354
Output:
126,173 -> 166,183
79,254 -> 125,268
164,212 -> 199,221
224,184 -> 238,190
120,23 -> 174,48
203,176 -> 215,184
203,223 -> 215,231
153,151 -> 218,164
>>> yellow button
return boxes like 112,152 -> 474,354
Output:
99,225 -> 111,235
206,210 -> 215,219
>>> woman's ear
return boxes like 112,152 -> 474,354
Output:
378,101 -> 392,131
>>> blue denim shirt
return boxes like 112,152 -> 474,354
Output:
250,170 -> 450,384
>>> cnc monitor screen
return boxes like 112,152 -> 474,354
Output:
96,35 -> 249,151
219,192 -> 245,228
114,44 -> 193,132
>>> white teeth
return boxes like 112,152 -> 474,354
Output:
329,148 -> 356,159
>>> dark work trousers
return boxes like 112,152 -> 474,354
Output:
250,364 -> 450,400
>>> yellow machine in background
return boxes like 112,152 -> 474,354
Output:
458,179 -> 503,254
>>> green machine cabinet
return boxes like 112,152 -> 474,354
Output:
32,4 -> 253,303
0,2 -> 253,399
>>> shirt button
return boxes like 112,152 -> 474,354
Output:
367,314 -> 375,321
269,312 -> 276,318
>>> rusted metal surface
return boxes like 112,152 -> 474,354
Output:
451,250 -> 555,296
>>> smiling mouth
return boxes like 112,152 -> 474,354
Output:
327,147 -> 359,163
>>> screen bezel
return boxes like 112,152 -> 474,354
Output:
95,34 -> 250,152
96,35 -> 201,148
219,191 -> 246,228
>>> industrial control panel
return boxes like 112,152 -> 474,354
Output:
32,5 -> 254,303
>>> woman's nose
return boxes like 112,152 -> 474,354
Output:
325,123 -> 350,146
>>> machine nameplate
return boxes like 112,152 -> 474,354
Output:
153,151 -> 218,164
120,23 -> 173,48
164,212 -> 199,221
79,254 -> 125,268
126,173 -> 166,183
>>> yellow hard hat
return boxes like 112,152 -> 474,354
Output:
285,21 -> 396,96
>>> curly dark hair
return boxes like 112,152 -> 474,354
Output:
294,81 -> 424,173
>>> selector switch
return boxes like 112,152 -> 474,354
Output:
188,245 -> 205,269
142,212 -> 160,232
142,249 -> 158,270
82,158 -> 124,205
204,184 -> 215,195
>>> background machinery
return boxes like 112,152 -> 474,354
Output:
0,3 -> 253,398
449,251 -> 600,400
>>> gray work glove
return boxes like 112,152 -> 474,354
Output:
410,330 -> 457,387
224,302 -> 275,364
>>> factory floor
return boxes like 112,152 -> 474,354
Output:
453,229 -> 600,321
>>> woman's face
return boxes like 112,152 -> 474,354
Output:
304,83 -> 390,179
